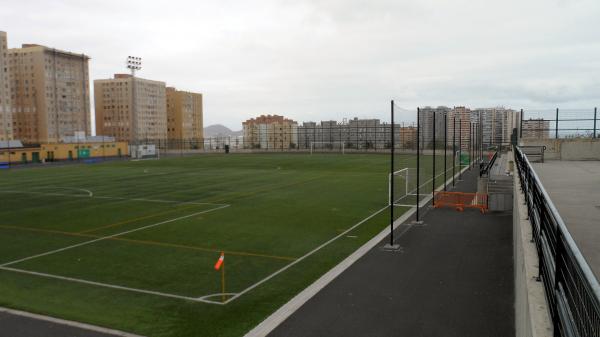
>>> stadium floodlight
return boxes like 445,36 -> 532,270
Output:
126,55 -> 142,149
126,56 -> 142,76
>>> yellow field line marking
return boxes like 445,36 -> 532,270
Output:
0,224 -> 296,262
0,225 -> 94,238
110,237 -> 297,262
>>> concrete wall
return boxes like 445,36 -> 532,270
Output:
513,153 -> 553,337
520,138 -> 600,160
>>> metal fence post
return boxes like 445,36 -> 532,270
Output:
390,100 -> 395,246
459,117 -> 462,180
520,109 -> 524,139
416,107 -> 421,222
594,107 -> 597,139
444,113 -> 447,191
432,110 -> 436,201
452,115 -> 456,187
555,108 -> 559,139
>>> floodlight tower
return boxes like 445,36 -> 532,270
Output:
126,56 -> 142,152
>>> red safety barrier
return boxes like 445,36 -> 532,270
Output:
433,191 -> 488,213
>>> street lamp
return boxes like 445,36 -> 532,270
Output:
126,56 -> 141,156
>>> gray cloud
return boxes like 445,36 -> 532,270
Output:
1,0 -> 599,130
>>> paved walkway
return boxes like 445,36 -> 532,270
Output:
268,169 -> 514,337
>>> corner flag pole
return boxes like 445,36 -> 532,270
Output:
222,255 -> 226,303
214,252 -> 226,302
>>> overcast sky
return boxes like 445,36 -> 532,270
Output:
2,0 -> 599,130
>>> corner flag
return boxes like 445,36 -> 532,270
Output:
214,252 -> 224,270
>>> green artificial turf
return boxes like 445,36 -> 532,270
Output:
0,153 -> 459,337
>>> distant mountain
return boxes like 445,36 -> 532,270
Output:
204,124 -> 243,137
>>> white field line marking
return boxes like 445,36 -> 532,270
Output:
197,292 -> 238,301
0,190 -> 226,206
0,306 -> 146,337
0,204 -> 230,268
92,195 -> 227,206
0,266 -> 224,305
223,203 -> 390,304
33,186 -> 94,197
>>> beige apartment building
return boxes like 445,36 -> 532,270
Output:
7,39 -> 90,143
94,74 -> 167,143
166,87 -> 203,144
243,115 -> 298,149
447,106 -> 474,150
0,32 -> 12,141
522,119 -> 550,139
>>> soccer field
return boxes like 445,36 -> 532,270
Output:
0,153 -> 456,337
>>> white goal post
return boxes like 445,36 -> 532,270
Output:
388,168 -> 418,207
310,141 -> 345,155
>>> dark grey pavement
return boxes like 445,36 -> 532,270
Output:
268,169 -> 514,337
0,309 -> 133,337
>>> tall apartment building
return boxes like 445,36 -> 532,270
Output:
419,106 -> 449,148
473,107 -> 516,146
94,74 -> 167,143
242,115 -> 298,149
0,32 -> 12,141
166,87 -> 203,143
6,40 -> 90,143
296,118 -> 408,150
447,106 -> 473,150
522,119 -> 550,139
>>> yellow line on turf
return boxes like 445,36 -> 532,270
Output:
0,224 -> 296,262
0,225 -> 94,238
110,237 -> 297,262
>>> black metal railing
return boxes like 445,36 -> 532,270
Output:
515,146 -> 600,337
479,151 -> 498,177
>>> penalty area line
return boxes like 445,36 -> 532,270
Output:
0,266 -> 225,305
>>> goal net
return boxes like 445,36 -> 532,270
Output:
310,142 -> 345,154
130,144 -> 160,160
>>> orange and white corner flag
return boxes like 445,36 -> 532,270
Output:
214,252 -> 224,270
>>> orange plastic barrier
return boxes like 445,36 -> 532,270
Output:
433,191 -> 488,213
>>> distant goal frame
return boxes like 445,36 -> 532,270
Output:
309,141 -> 345,155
